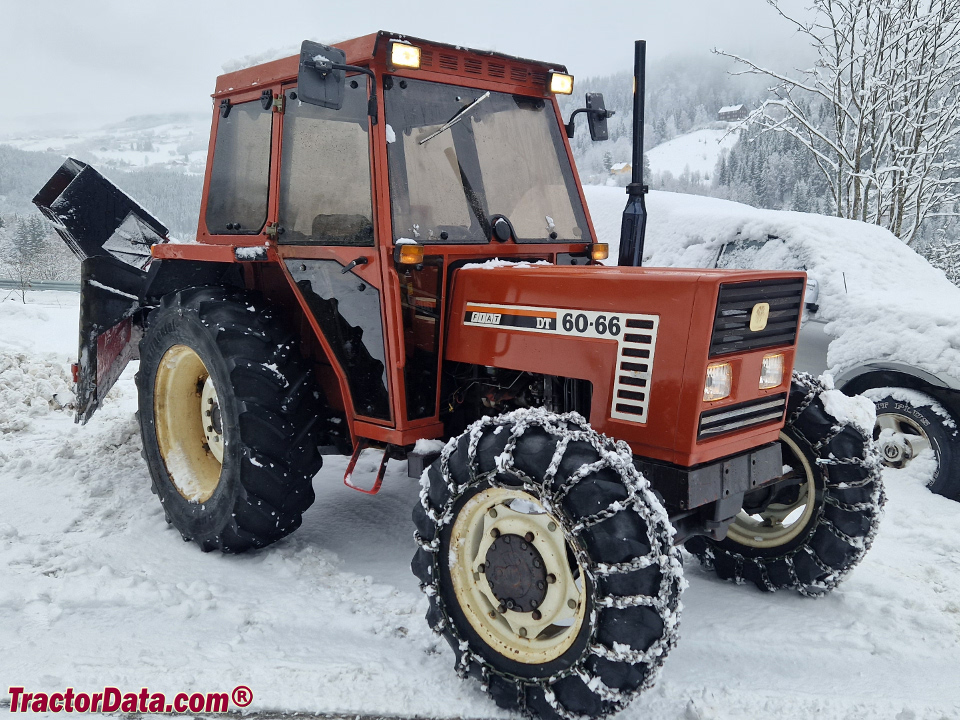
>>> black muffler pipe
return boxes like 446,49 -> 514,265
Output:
617,40 -> 648,267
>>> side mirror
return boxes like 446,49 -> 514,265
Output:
585,93 -> 610,141
298,40 -> 347,109
565,92 -> 615,140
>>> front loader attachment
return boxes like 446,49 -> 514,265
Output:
34,158 -> 168,422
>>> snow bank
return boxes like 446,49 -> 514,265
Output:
584,185 -> 960,383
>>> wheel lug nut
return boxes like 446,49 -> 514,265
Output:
205,410 -> 211,417
478,563 -> 486,573
533,559 -> 541,568
206,425 -> 214,432
532,610 -> 542,620
497,604 -> 507,613
520,542 -> 528,550
524,532 -> 534,542
537,581 -> 545,590
547,574 -> 556,584
503,535 -> 511,544
531,599 -> 539,608
490,528 -> 500,538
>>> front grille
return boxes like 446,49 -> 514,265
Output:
710,278 -> 803,356
698,394 -> 787,439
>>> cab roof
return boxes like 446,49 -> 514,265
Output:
214,30 -> 568,97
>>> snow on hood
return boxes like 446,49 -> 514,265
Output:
583,185 -> 960,382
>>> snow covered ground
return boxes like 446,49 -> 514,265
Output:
2,284 -> 959,718
645,126 -> 740,179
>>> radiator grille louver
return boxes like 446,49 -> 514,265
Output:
710,278 -> 803,356
610,316 -> 659,423
698,394 -> 787,439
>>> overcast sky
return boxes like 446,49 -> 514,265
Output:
0,0 -> 811,136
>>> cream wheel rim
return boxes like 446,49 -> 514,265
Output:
726,432 -> 817,549
448,487 -> 586,664
154,345 -> 224,503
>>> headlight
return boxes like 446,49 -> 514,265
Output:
759,353 -> 785,389
390,42 -> 421,69
704,363 -> 732,402
549,72 -> 574,95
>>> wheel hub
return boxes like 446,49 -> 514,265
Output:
874,413 -> 931,469
484,533 -> 548,613
201,376 -> 225,464
448,487 -> 586,664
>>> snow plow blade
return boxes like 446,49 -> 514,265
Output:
33,158 -> 168,423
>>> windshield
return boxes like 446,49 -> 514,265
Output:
384,78 -> 589,244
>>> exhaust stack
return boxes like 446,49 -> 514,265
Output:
617,40 -> 648,268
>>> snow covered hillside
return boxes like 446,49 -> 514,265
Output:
585,185 -> 960,383
646,125 -> 739,178
0,114 -> 210,174
2,289 -> 959,718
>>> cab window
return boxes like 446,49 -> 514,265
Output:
205,101 -> 273,235
278,82 -> 374,245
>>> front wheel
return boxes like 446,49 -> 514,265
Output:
686,373 -> 885,595
411,409 -> 683,720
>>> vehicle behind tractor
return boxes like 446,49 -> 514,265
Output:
34,32 -> 884,720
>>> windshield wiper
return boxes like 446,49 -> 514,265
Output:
419,91 -> 490,145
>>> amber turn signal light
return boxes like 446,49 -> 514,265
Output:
590,243 -> 609,262
394,242 -> 424,265
390,42 -> 421,70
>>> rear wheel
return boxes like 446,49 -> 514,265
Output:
411,409 -> 683,720
137,286 -> 325,553
686,373 -> 885,595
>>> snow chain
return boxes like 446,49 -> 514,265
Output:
697,371 -> 886,597
415,408 -> 685,719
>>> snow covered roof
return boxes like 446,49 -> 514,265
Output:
610,162 -> 631,171
718,104 -> 745,114
583,185 -> 960,383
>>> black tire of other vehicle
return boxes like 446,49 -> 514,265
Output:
137,286 -> 323,553
411,409 -> 683,720
686,373 -> 885,596
869,389 -> 960,501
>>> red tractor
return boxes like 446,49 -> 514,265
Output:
35,32 -> 883,720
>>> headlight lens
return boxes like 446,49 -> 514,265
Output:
759,353 -> 785,389
704,363 -> 732,402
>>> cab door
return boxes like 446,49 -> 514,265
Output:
276,78 -> 393,424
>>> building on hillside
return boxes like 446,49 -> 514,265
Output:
717,104 -> 748,122
610,161 -> 632,177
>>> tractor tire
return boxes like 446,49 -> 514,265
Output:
137,286 -> 324,553
411,408 -> 683,720
686,373 -> 885,596
863,387 -> 960,501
